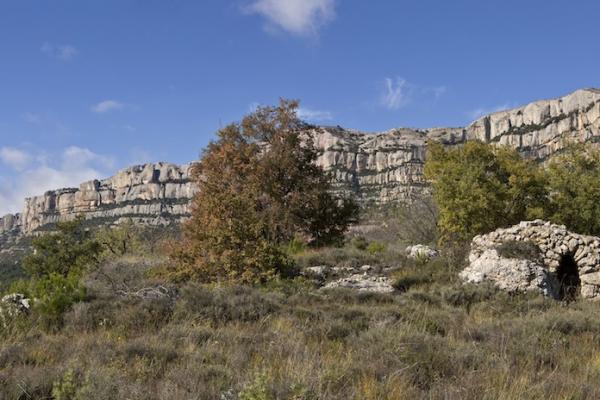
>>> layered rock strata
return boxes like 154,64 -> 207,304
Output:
1,88 -> 600,242
1,163 -> 197,236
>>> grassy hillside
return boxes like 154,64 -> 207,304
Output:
2,232 -> 600,399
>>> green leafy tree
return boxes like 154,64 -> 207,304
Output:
546,143 -> 600,236
22,217 -> 102,278
425,141 -> 547,244
169,99 -> 358,283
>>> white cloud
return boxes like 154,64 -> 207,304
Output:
91,100 -> 125,114
0,147 -> 32,171
0,146 -> 115,215
246,0 -> 336,37
297,107 -> 333,121
41,42 -> 78,60
379,78 -> 447,111
381,77 -> 409,110
467,103 -> 515,120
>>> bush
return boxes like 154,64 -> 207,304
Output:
22,217 -> 102,279
174,285 -> 281,324
366,242 -> 386,255
425,141 -> 547,245
546,143 -> 600,236
351,236 -> 369,251
30,272 -> 86,328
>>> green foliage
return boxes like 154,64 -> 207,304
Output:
425,141 -> 547,245
284,236 -> 308,256
15,217 -> 97,328
95,220 -> 144,258
350,236 -> 368,251
22,216 -> 102,278
366,241 -> 386,255
169,100 -> 358,284
496,240 -> 541,260
52,369 -> 93,400
239,373 -> 273,400
546,143 -> 600,236
31,272 -> 86,327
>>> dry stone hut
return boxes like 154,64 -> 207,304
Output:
461,220 -> 600,300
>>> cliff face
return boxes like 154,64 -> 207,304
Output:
311,126 -> 466,203
1,163 -> 197,236
467,88 -> 600,159
2,88 -> 600,242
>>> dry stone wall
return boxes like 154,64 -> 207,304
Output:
463,220 -> 600,299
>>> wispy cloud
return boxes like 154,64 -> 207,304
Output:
91,100 -> 126,114
245,0 -> 336,37
467,103 -> 516,120
41,42 -> 78,60
297,107 -> 333,121
0,147 -> 32,171
380,77 -> 447,111
381,78 -> 409,110
0,146 -> 115,215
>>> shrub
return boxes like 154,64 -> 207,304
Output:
546,143 -> 600,236
425,141 -> 547,245
366,242 -> 386,255
174,285 -> 281,324
23,217 -> 102,279
31,272 -> 86,328
351,236 -> 369,251
239,373 -> 273,400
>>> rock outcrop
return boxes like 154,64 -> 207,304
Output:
2,88 -> 600,245
323,274 -> 395,293
467,88 -> 600,160
462,220 -> 600,300
1,162 -> 197,237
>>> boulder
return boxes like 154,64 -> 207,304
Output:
406,244 -> 438,260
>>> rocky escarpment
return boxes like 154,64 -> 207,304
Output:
1,163 -> 197,237
468,88 -> 600,159
311,126 -> 466,203
2,88 -> 600,243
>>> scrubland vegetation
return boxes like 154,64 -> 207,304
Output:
4,221 -> 600,399
4,102 -> 600,399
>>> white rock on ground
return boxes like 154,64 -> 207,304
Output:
406,244 -> 439,259
0,293 -> 31,328
323,274 -> 395,293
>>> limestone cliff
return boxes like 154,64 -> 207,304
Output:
467,88 -> 600,159
1,163 -> 197,236
2,88 -> 600,242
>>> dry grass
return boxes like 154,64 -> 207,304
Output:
3,247 -> 600,399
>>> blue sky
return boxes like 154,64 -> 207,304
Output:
1,0 -> 600,214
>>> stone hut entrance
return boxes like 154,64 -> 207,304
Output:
556,253 -> 581,300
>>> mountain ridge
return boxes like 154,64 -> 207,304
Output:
2,87 -> 599,242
